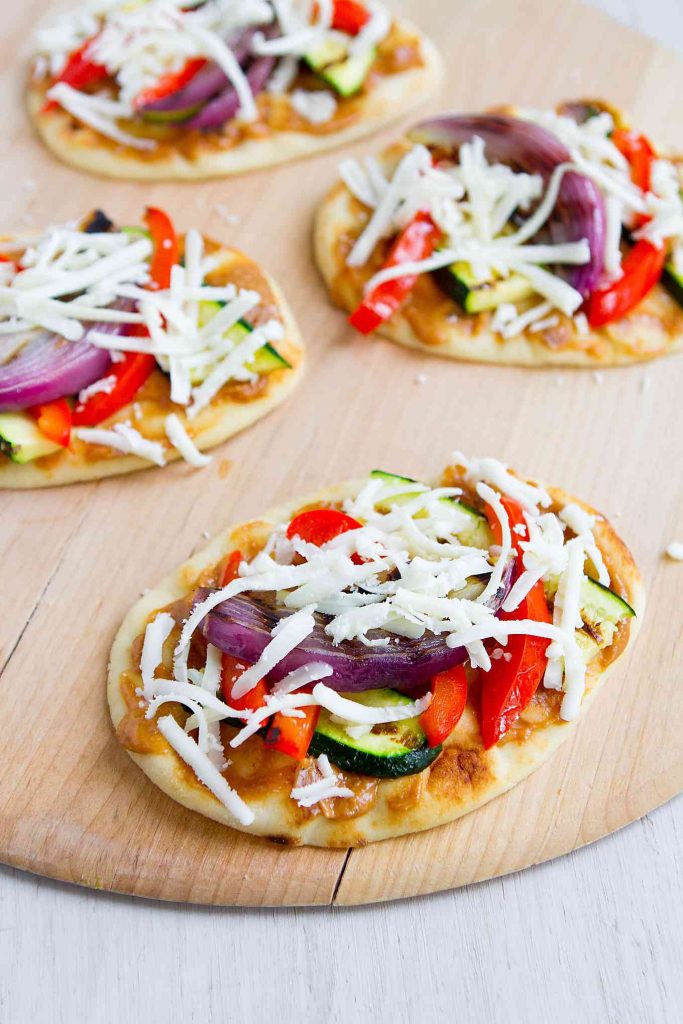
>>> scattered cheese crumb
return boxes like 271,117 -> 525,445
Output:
213,203 -> 240,226
78,374 -> 117,404
593,371 -> 604,384
414,373 -> 427,385
573,312 -> 589,336
666,542 -> 683,561
290,754 -> 353,808
290,89 -> 338,125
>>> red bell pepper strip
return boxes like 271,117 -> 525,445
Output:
144,207 -> 179,291
133,58 -> 207,110
42,36 -> 108,112
27,398 -> 72,447
612,129 -> 656,196
286,508 -> 362,546
349,211 -> 442,334
586,240 -> 666,328
584,129 -> 662,327
612,128 -> 656,230
478,498 -> 552,749
265,705 -> 321,760
220,549 -> 243,587
221,652 -> 267,716
419,665 -> 468,748
72,352 -> 156,426
331,0 -> 371,34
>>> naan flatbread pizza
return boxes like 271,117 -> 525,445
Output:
109,456 -> 643,847
0,209 -> 303,488
314,100 -> 683,366
28,0 -> 442,181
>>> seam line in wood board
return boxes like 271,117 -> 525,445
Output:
0,501 -> 91,681
330,848 -> 353,905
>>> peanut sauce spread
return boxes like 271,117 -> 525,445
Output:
37,25 -> 424,162
116,480 -> 633,823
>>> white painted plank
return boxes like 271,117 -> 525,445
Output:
0,798 -> 681,1023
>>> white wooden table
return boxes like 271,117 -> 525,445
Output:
1,2 -> 682,1021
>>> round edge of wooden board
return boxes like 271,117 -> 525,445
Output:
1,758 -> 680,908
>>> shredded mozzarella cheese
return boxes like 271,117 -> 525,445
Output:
157,716 -> 254,825
290,754 -> 354,807
74,423 -> 166,465
164,413 -> 211,468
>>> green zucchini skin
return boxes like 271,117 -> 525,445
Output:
305,40 -> 376,97
0,413 -> 61,464
581,577 -> 635,622
662,262 -> 683,308
434,262 -> 534,314
309,688 -> 442,779
196,305 -> 292,373
308,732 -> 442,778
369,469 -> 492,548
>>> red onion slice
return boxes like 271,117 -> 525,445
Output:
0,300 -> 136,412
408,114 -> 606,297
139,30 -> 257,116
199,560 -> 514,693
184,54 -> 276,131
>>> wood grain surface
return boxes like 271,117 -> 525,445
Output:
0,0 -> 682,908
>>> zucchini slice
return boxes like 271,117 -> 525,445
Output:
139,104 -> 201,124
0,412 -> 61,464
579,577 -> 635,647
193,306 -> 291,382
544,575 -> 635,649
309,689 -> 442,778
662,261 -> 683,308
369,469 -> 493,549
305,41 -> 376,97
434,261 -> 535,314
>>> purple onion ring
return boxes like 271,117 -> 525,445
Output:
408,114 -> 606,297
199,559 -> 514,693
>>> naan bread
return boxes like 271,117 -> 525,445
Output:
0,240 -> 304,489
27,21 -> 442,182
314,141 -> 683,367
108,467 -> 643,847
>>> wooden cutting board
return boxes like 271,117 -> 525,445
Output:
1,0 -> 682,907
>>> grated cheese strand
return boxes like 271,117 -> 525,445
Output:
156,716 -> 254,825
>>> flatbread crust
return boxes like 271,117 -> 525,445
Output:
26,21 -> 442,181
108,468 -> 644,848
0,245 -> 304,489
314,144 -> 683,367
